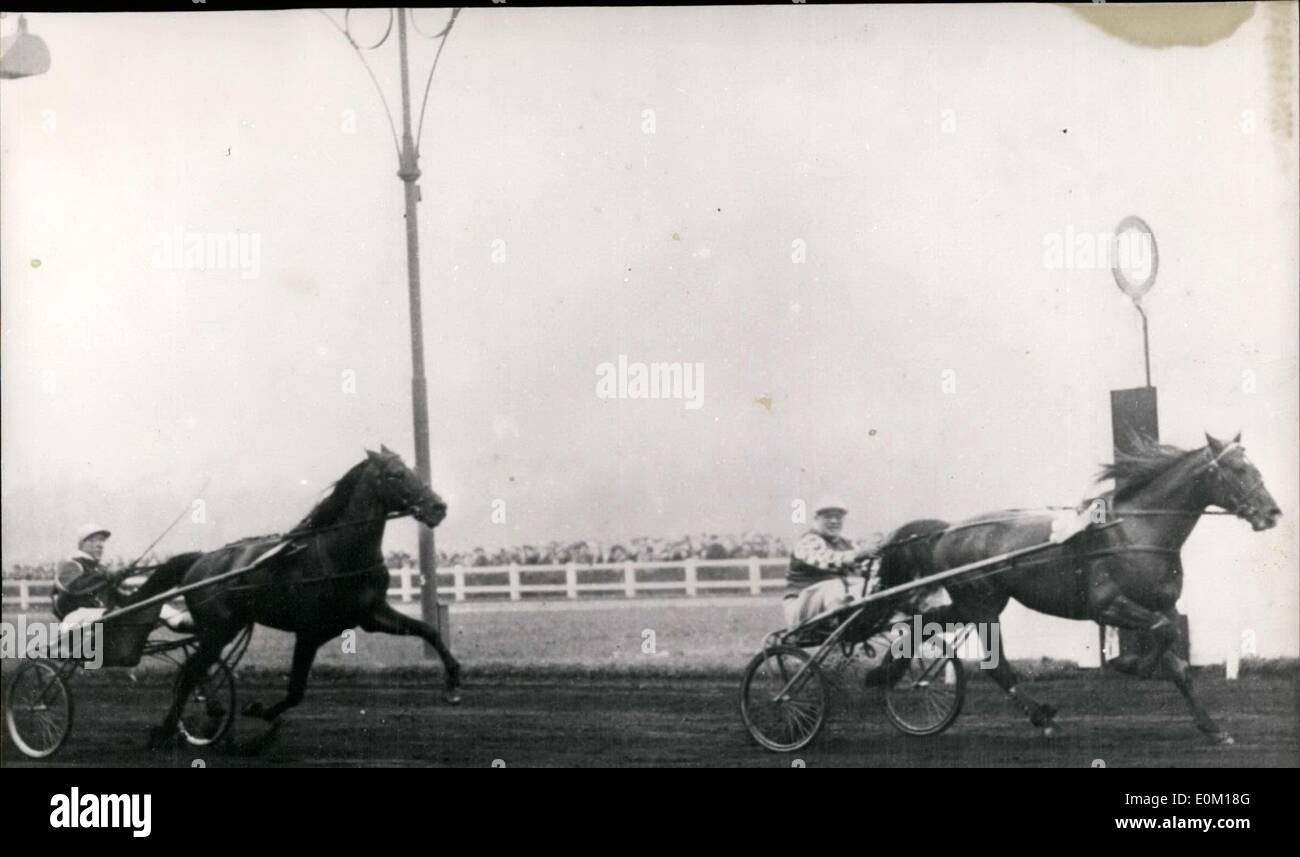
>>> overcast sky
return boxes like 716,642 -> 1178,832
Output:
2,5 -> 1297,650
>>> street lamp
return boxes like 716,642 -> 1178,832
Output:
322,8 -> 462,644
0,14 -> 51,79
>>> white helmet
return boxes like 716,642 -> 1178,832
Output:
76,524 -> 111,546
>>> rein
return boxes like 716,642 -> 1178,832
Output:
865,442 -> 1269,603
1111,509 -> 1233,517
215,509 -> 418,585
215,560 -> 392,595
177,511 -> 418,608
875,503 -> 1231,554
248,508 -> 418,546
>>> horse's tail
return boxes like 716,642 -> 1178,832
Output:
876,518 -> 948,590
875,519 -> 954,623
126,551 -> 204,605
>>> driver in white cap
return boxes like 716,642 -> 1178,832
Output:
54,525 -> 194,633
53,525 -> 116,622
784,499 -> 879,627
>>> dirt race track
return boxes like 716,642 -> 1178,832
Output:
3,671 -> 1296,768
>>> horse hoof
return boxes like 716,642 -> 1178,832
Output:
1041,725 -> 1057,738
235,719 -> 281,757
444,690 -> 462,706
1106,654 -> 1140,675
1208,731 -> 1235,746
1030,705 -> 1058,730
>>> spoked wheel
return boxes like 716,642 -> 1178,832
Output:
5,660 -> 75,759
740,645 -> 828,752
177,659 -> 236,747
883,653 -> 966,736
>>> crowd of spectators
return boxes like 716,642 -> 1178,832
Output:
5,557 -> 135,580
5,531 -> 888,578
391,533 -> 794,568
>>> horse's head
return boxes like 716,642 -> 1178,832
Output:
366,445 -> 448,528
1199,433 -> 1281,532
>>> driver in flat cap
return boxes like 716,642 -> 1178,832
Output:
53,525 -> 194,633
784,499 -> 879,628
53,525 -> 118,623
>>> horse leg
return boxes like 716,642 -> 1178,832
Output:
359,602 -> 461,704
1160,620 -> 1233,744
946,585 -> 1058,734
243,633 -> 326,722
1091,584 -> 1226,740
979,620 -> 1059,734
1090,590 -> 1178,678
149,638 -> 224,749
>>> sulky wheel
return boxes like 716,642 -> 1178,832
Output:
5,659 -> 74,759
177,659 -> 236,747
740,645 -> 828,752
882,652 -> 966,736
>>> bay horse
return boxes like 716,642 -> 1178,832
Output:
146,446 -> 459,748
881,432 -> 1281,744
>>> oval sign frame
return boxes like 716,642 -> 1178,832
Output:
1111,215 -> 1159,303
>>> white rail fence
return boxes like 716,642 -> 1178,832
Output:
2,558 -> 791,611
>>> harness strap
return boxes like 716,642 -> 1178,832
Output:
313,535 -> 336,582
219,560 -> 390,594
1081,546 -> 1182,559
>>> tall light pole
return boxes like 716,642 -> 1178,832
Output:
396,9 -> 446,644
325,8 -> 461,644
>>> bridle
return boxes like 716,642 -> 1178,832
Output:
286,457 -> 444,540
1192,442 -> 1271,524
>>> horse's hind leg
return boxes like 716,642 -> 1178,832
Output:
149,638 -> 224,750
359,602 -> 461,704
979,620 -> 1059,734
243,633 -> 327,722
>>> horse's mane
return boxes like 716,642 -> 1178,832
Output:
1097,435 -> 1200,501
292,458 -> 371,532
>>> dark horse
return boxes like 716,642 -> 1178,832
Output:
881,432 -> 1281,744
144,446 -> 459,748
